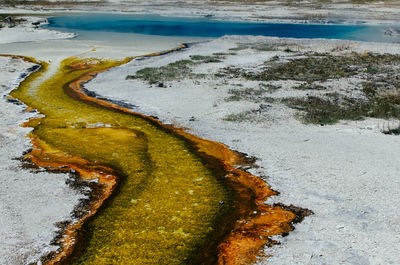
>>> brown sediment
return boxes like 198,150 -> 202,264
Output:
64,56 -> 311,265
24,136 -> 118,265
24,106 -> 36,112
0,54 -> 39,64
179,131 -> 314,265
177,131 -> 300,265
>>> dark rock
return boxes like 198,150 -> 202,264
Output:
259,104 -> 271,109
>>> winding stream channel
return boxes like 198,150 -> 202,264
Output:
9,49 -> 300,265
3,11 -> 398,264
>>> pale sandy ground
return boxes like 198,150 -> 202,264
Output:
0,22 -> 87,265
86,36 -> 400,265
1,0 -> 400,25
0,17 -> 76,44
1,6 -> 400,264
0,19 -> 209,264
0,56 -> 85,265
0,15 -> 206,61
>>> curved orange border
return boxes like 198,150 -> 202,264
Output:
6,46 -> 310,265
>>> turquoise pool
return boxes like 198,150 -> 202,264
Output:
45,14 -> 400,43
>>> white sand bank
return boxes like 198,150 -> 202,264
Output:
0,28 -> 206,62
85,36 -> 400,264
0,16 -> 75,44
1,0 -> 400,25
0,57 -> 85,264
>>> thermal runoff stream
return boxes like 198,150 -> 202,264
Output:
9,49 -> 301,265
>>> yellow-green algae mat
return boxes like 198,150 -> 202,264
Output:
11,57 -> 232,264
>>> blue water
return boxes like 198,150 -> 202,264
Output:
46,14 -> 399,43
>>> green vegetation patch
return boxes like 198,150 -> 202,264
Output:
218,52 -> 400,126
228,44 -> 249,51
362,74 -> 400,98
0,14 -> 27,28
225,84 -> 281,102
189,55 -> 224,63
127,55 -> 224,85
383,126 -> 400,135
251,44 -> 279,52
213,52 -> 236,56
284,90 -> 400,124
224,110 -> 256,122
227,43 -> 285,52
126,59 -> 196,84
224,109 -> 261,122
283,95 -> 366,124
244,55 -> 361,82
218,53 -> 400,83
293,83 -> 327,90
223,104 -> 272,123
